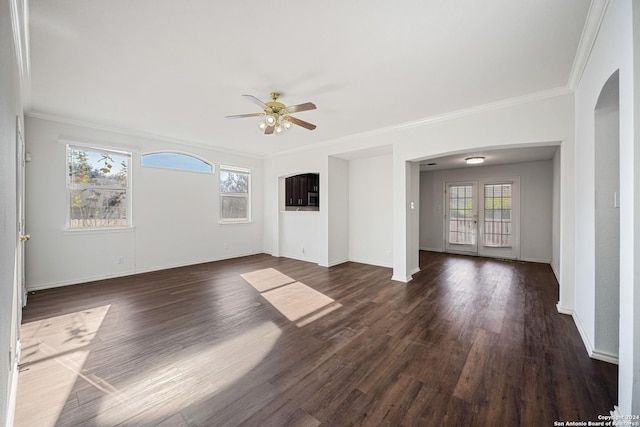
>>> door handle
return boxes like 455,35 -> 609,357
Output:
20,234 -> 30,242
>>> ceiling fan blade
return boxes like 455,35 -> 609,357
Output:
225,112 -> 263,119
285,102 -> 316,114
264,125 -> 275,135
287,116 -> 317,131
242,94 -> 268,109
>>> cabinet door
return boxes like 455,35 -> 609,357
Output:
298,175 -> 308,205
285,177 -> 294,206
286,175 -> 306,206
311,174 -> 319,192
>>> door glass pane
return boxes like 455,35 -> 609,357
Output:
484,183 -> 512,247
448,185 -> 475,244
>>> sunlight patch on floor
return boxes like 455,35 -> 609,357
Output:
95,321 -> 281,425
261,281 -> 341,324
240,267 -> 295,291
15,305 -> 111,427
241,268 -> 342,326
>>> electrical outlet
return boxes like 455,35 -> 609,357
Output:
117,256 -> 124,264
224,243 -> 229,250
301,246 -> 305,254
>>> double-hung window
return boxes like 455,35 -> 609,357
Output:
67,145 -> 132,229
219,165 -> 251,223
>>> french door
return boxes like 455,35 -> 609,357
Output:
445,178 -> 520,259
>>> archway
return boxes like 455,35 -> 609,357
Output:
593,70 -> 620,361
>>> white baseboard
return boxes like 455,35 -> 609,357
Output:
591,349 -> 619,365
391,266 -> 420,283
556,303 -> 573,315
27,251 -> 264,291
611,406 -> 622,418
568,308 -> 619,365
419,247 -> 443,252
324,258 -> 349,267
347,257 -> 392,269
6,351 -> 19,427
27,269 -> 137,291
550,263 -> 560,282
283,254 -> 319,264
391,275 -> 412,283
520,257 -> 551,264
571,309 -> 595,356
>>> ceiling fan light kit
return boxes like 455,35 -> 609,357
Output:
226,92 -> 317,135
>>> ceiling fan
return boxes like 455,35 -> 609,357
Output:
225,92 -> 317,135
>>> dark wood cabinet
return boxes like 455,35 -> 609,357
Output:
308,174 -> 319,193
285,173 -> 319,207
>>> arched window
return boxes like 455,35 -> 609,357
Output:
141,152 -> 213,173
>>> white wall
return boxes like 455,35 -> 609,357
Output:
574,0 -> 637,415
266,151 -> 393,270
419,159 -> 555,263
25,116 -> 264,289
1,0 -> 24,424
279,211 -> 322,263
383,93 -> 573,284
328,157 -> 349,266
264,93 -> 574,284
551,148 -> 561,277
633,2 -> 640,418
264,147 -> 327,264
348,154 -> 393,268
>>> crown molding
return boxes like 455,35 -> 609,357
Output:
28,84 -> 572,163
25,111 -> 263,159
267,86 -> 573,159
568,0 -> 611,89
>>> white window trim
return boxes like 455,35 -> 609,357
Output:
58,138 -> 138,155
219,165 -> 251,224
65,144 -> 133,231
140,150 -> 214,174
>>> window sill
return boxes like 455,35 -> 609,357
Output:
64,226 -> 135,235
218,220 -> 252,225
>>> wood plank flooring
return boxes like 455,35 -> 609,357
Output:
15,251 -> 617,426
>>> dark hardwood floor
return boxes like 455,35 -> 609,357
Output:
15,251 -> 617,426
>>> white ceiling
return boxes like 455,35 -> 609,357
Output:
27,1 -> 591,158
418,145 -> 559,171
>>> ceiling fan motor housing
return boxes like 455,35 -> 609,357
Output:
225,92 -> 317,133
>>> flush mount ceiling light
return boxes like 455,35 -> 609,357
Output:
225,92 -> 317,135
465,156 -> 485,165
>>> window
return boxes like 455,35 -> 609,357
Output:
483,183 -> 512,247
448,184 -> 475,245
67,145 -> 131,229
219,165 -> 250,222
141,152 -> 213,173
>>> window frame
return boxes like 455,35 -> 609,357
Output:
219,165 -> 251,224
65,144 -> 133,231
140,151 -> 214,174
